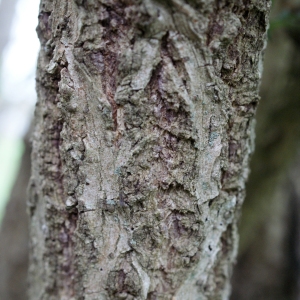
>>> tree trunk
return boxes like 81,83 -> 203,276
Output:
28,1 -> 271,299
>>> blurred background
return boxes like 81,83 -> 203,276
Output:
0,0 -> 300,299
0,0 -> 39,222
0,0 -> 39,298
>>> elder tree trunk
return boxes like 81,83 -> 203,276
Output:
28,0 -> 271,299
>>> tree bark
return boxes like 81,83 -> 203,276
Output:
28,1 -> 271,299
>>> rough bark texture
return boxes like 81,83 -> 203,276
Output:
29,1 -> 270,299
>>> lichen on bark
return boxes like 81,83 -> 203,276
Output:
29,0 -> 271,299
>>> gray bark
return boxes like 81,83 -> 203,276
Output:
28,1 -> 271,299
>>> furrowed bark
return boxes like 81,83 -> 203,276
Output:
29,1 -> 271,299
